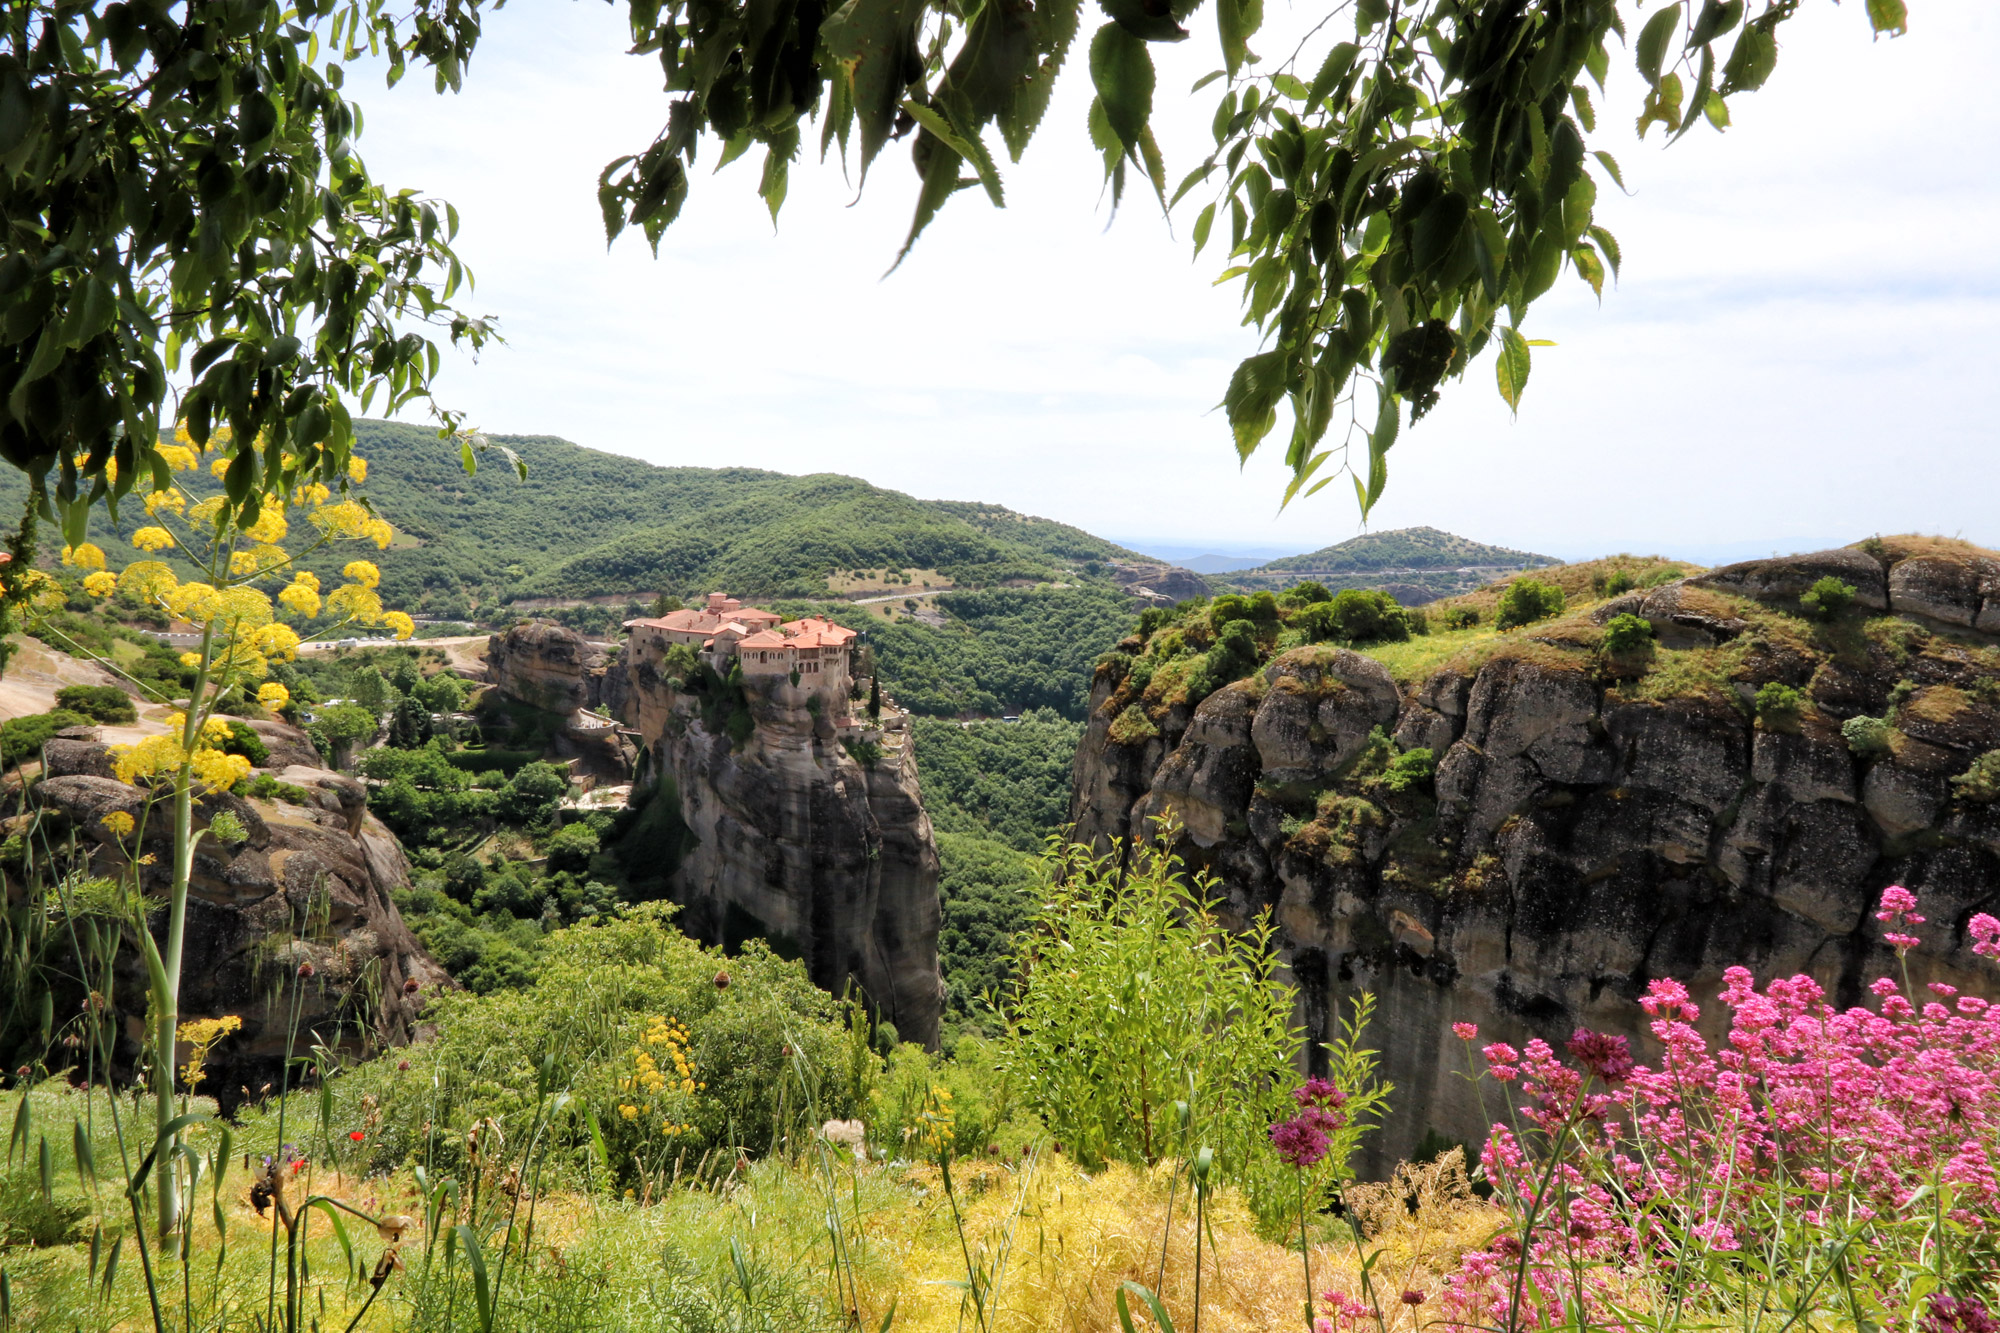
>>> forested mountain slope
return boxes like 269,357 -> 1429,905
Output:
1224,526 -> 1556,602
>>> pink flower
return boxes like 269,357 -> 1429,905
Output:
1452,1022 -> 1479,1041
1293,1077 -> 1346,1110
1919,1294 -> 1998,1333
1271,1115 -> 1330,1168
1885,931 -> 1922,952
1970,912 -> 2000,960
1876,885 -> 1922,923
1566,1029 -> 1635,1084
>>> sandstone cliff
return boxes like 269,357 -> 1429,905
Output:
1071,540 -> 2000,1169
490,622 -> 944,1045
11,728 -> 447,1101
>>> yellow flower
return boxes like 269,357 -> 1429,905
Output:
200,716 -> 235,742
118,561 -> 178,600
342,560 -> 381,589
251,623 -> 302,662
347,456 -> 368,484
257,683 -> 291,710
180,651 -> 202,668
384,611 -> 415,641
83,571 -> 118,598
100,811 -> 135,837
618,1104 -> 639,1121
243,507 -> 289,544
131,526 -> 176,553
190,747 -> 252,791
279,580 -> 321,619
290,570 -> 321,594
18,569 -> 64,609
142,489 -> 187,517
209,456 -> 231,480
61,542 -> 106,570
328,583 -> 383,625
113,734 -> 187,785
155,443 -> 200,472
229,545 -> 291,578
312,502 -> 391,548
187,497 -> 226,525
291,482 -> 331,508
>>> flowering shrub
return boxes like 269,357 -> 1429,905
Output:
1437,887 -> 2000,1331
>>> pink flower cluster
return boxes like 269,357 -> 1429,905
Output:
1437,886 -> 2000,1330
1270,1077 -> 1348,1168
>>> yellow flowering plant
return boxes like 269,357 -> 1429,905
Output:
17,422 -> 422,1243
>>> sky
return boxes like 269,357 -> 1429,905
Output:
354,1 -> 1999,565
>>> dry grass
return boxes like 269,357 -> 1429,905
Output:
1870,534 -> 2000,564
826,568 -> 949,595
1426,555 -> 1703,624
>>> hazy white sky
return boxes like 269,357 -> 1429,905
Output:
357,1 -> 1998,563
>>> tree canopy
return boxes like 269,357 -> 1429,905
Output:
0,0 -> 1906,554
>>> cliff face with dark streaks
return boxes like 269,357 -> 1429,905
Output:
488,621 -> 944,1045
1070,542 -> 2000,1170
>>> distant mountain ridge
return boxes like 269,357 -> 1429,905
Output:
1219,526 -> 1557,603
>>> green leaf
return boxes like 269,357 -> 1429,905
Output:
1703,90 -> 1731,129
1191,201 -> 1217,254
1572,243 -> 1605,299
1591,149 -> 1625,191
1720,21 -> 1776,93
1308,42 -> 1360,105
902,102 -> 1006,207
1689,0 -> 1743,47
1089,24 -> 1155,151
821,0 -> 929,179
1636,3 -> 1683,87
1222,350 -> 1286,459
1865,0 -> 1907,36
1217,0 -> 1262,78
1587,224 -> 1622,278
456,1225 -> 494,1333
1363,386 -> 1396,515
1118,1282 -> 1179,1333
1495,326 -> 1531,414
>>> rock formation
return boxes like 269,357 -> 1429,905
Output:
10,727 -> 447,1102
489,621 -> 945,1046
1071,541 -> 2000,1171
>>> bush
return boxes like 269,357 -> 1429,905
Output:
1951,750 -> 2000,803
1754,682 -> 1808,732
1000,825 -> 1386,1227
219,718 -> 269,767
1600,612 -> 1655,657
1599,569 -> 1636,598
1379,746 -> 1436,795
1,709 -> 91,768
242,773 -> 313,804
53,684 -> 136,724
1800,575 -> 1856,620
545,821 -> 601,875
1107,703 -> 1159,747
1296,589 -> 1409,645
1842,714 -> 1895,756
1495,579 -> 1565,630
1440,606 -> 1479,631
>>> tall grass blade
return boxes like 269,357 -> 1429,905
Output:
73,1121 -> 96,1191
456,1224 -> 494,1333
1117,1281 -> 1178,1333
7,1097 -> 28,1167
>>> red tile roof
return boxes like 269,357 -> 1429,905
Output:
781,617 -> 859,649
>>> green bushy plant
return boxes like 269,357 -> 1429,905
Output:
1754,682 -> 1808,732
1495,579 -> 1565,630
1378,747 -> 1437,795
0,1167 -> 91,1248
1107,703 -> 1160,746
1800,575 -> 1856,620
1843,714 -> 1895,756
53,684 -> 137,724
1296,589 -> 1409,645
1,709 -> 91,767
1000,821 -> 1386,1226
545,820 -> 602,874
1600,613 -> 1655,657
1598,569 -> 1636,598
1440,606 -> 1479,631
1951,750 -> 2000,803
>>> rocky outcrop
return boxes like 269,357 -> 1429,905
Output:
1108,561 -> 1212,607
12,729 -> 446,1102
1072,542 -> 2000,1172
489,621 -> 945,1045
487,619 -> 609,714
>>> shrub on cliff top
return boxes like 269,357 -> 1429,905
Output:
53,684 -> 137,724
1296,588 -> 1410,645
1754,682 -> 1808,733
1,710 -> 91,767
1800,574 -> 1857,620
1599,612 -> 1655,657
1494,579 -> 1565,630
1106,703 -> 1159,747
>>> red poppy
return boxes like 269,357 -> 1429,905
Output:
349,1131 -> 365,1142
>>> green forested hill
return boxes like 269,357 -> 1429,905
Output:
1221,525 -> 1556,601
0,422 -> 1145,616
1247,525 -> 1554,574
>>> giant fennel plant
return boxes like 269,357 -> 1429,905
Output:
20,427 -> 416,1247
